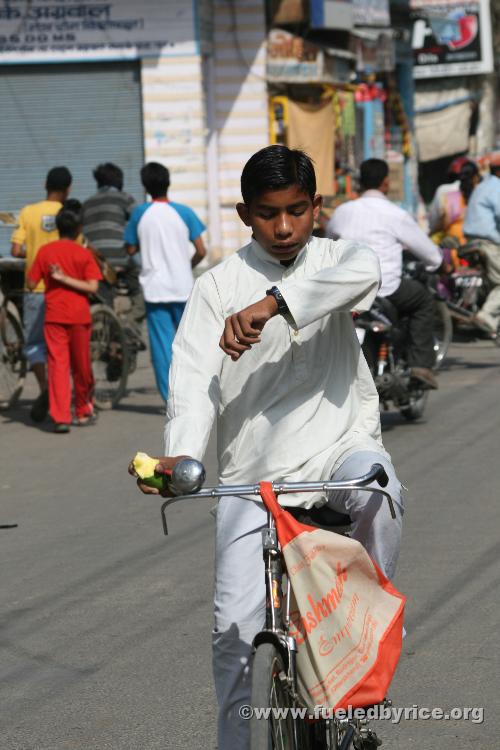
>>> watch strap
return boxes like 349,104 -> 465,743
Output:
266,286 -> 289,316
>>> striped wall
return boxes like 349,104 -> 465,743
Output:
213,0 -> 269,257
140,1 -> 270,261
141,55 -> 208,222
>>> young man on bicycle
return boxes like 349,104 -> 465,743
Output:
135,146 -> 404,749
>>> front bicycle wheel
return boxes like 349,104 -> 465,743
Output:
0,307 -> 27,409
90,304 -> 129,409
250,643 -> 296,750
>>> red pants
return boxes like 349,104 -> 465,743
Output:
44,322 -> 94,424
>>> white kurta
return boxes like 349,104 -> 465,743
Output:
164,235 -> 389,507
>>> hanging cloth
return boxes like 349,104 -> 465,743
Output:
287,98 -> 335,196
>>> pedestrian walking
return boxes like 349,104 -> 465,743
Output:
124,162 -> 206,403
11,166 -> 72,421
82,163 -> 143,322
82,163 -> 136,261
26,203 -> 102,433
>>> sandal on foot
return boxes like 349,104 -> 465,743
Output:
72,412 -> 98,426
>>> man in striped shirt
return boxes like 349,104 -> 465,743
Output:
83,162 -> 144,323
82,163 -> 135,261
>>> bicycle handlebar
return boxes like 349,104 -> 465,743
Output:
160,461 -> 394,535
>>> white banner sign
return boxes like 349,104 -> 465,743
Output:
0,0 -> 197,62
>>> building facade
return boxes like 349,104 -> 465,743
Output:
0,0 -> 268,260
1,0 -> 441,261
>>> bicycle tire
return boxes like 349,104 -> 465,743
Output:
250,643 -> 297,750
90,304 -> 129,409
0,307 -> 27,409
433,300 -> 452,369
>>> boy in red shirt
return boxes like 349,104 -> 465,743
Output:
27,203 -> 103,433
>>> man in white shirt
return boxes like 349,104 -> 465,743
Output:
134,147 -> 404,749
328,159 -> 442,389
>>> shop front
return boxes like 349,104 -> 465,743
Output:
410,0 -> 495,202
0,0 -> 207,257
266,15 -> 415,211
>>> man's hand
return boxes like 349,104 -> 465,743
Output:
219,295 -> 278,361
11,243 -> 26,259
128,455 -> 190,497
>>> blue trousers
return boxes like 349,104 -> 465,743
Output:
145,301 -> 186,402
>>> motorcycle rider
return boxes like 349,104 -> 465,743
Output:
328,158 -> 442,389
463,154 -> 500,334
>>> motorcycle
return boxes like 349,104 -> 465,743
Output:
437,238 -> 500,345
355,266 -> 452,421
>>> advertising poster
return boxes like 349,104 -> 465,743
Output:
411,0 -> 493,78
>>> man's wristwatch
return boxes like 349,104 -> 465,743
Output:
266,286 -> 289,316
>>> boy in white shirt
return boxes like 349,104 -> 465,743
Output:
134,146 -> 404,749
125,162 -> 206,402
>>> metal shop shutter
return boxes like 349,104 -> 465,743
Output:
0,61 -> 144,254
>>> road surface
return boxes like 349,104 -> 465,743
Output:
1,339 -> 499,749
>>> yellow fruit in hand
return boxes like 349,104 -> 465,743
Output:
132,451 -> 165,490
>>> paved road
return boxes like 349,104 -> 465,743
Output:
1,339 -> 499,749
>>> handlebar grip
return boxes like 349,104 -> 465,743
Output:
371,463 -> 389,488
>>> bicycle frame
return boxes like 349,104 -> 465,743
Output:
159,463 -> 394,749
254,489 -> 387,750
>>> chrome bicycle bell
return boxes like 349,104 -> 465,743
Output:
170,458 -> 206,495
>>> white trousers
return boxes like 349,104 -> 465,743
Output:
212,450 -> 404,750
474,239 -> 500,329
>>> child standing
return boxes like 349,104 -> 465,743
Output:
27,203 -> 103,433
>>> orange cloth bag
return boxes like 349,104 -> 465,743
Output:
260,482 -> 405,711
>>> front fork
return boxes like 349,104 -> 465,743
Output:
261,513 -> 299,696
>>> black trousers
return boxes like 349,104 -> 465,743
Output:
386,278 -> 436,369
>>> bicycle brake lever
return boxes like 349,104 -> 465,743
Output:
160,498 -> 172,536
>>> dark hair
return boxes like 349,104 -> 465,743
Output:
240,145 -> 316,206
93,162 -> 123,190
141,162 -> 170,199
56,200 -> 82,239
63,198 -> 82,214
459,162 -> 480,203
359,159 -> 389,191
46,166 -> 72,193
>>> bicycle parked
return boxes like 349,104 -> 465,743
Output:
0,263 -> 27,410
158,459 -> 396,750
90,259 -> 146,410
